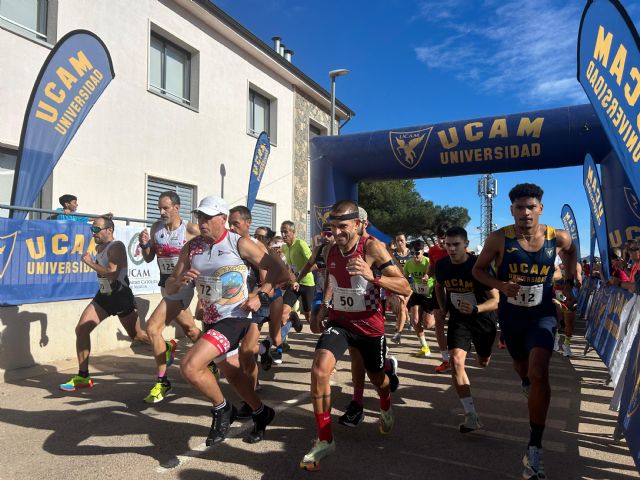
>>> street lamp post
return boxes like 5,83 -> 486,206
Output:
329,69 -> 349,136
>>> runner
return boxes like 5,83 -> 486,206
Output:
389,232 -> 411,345
300,200 -> 411,471
427,224 -> 452,373
472,183 -> 579,480
139,191 -> 201,403
167,196 -> 288,445
434,226 -> 499,433
59,216 -> 150,391
404,239 -> 437,358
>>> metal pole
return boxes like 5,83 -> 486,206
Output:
330,77 -> 336,136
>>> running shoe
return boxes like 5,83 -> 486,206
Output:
272,347 -> 283,365
59,375 -> 94,391
206,402 -> 237,446
413,345 -> 431,357
208,361 -> 220,380
391,332 -> 401,345
459,413 -> 482,433
522,445 -> 546,479
435,360 -> 451,373
497,338 -> 507,349
236,401 -> 253,420
379,406 -> 394,434
386,355 -> 399,393
562,343 -> 573,357
290,311 -> 303,333
245,404 -> 276,444
259,339 -> 273,371
338,400 -> 364,427
522,379 -> 531,399
300,439 -> 336,471
165,339 -> 177,367
553,335 -> 561,352
282,342 -> 291,352
143,381 -> 171,404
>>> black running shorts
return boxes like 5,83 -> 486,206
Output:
315,322 -> 387,372
93,285 -> 137,318
447,315 -> 497,359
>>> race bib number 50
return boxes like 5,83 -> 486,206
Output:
507,284 -> 543,307
333,286 -> 366,312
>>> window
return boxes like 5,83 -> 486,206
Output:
149,32 -> 192,106
146,176 -> 196,223
0,148 -> 17,218
0,0 -> 48,41
248,90 -> 270,136
250,200 -> 275,236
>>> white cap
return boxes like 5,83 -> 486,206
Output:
192,196 -> 229,217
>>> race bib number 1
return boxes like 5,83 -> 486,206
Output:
450,291 -> 477,310
158,256 -> 178,274
333,286 -> 366,312
507,284 -> 543,307
98,277 -> 112,295
196,275 -> 223,302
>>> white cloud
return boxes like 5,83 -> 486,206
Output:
413,0 -> 589,105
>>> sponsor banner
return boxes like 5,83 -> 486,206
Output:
578,0 -> 640,207
560,204 -> 581,257
600,151 -> 640,249
590,217 -> 597,267
619,329 -> 640,471
583,154 -> 611,279
611,295 -> 640,387
10,31 -> 115,219
0,218 -> 97,304
114,225 -> 160,295
247,132 -> 270,211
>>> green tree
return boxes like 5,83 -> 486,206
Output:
358,180 -> 470,239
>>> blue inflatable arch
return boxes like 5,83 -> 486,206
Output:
310,104 -> 610,238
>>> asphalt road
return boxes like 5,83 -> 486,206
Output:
0,316 -> 638,480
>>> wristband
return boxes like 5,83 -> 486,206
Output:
257,291 -> 270,307
139,243 -> 150,249
372,276 -> 381,287
471,305 -> 479,316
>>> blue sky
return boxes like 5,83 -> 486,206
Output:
217,0 -> 640,254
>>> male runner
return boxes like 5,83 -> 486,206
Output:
404,239 -> 437,357
139,191 -> 200,403
435,226 -> 498,433
60,216 -> 150,391
428,224 -> 452,373
167,196 -> 288,445
300,200 -> 411,470
390,233 -> 412,344
472,183 -> 578,480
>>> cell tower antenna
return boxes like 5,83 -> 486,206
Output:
477,174 -> 497,244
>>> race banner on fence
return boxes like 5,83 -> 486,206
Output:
247,132 -> 270,211
10,31 -> 115,219
0,219 -> 159,305
618,330 -> 640,470
578,0 -> 640,206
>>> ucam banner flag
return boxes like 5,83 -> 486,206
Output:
10,30 -> 114,219
247,132 -> 270,210
584,154 -> 611,279
560,204 -> 581,258
578,0 -> 640,206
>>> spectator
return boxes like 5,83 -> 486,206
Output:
51,194 -> 90,222
606,248 -> 630,287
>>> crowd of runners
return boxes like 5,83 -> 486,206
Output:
56,182 -> 621,480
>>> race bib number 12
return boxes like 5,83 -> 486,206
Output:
507,284 -> 543,307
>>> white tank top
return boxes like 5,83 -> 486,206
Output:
95,241 -> 128,294
189,230 -> 249,323
152,220 -> 188,278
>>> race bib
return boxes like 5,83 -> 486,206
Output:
450,291 -> 477,310
196,275 -> 223,303
413,283 -> 430,296
98,277 -> 112,295
507,284 -> 544,307
158,256 -> 178,274
333,286 -> 366,312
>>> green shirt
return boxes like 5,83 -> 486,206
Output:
282,238 -> 315,286
404,256 -> 434,296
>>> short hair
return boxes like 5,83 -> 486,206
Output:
159,191 -> 180,206
410,239 -> 425,250
59,194 -> 77,207
263,227 -> 276,240
436,223 -> 450,237
445,226 -> 468,241
610,247 -> 623,260
97,216 -> 114,230
331,200 -> 359,216
281,220 -> 295,231
509,183 -> 544,203
229,205 -> 252,221
395,232 -> 406,239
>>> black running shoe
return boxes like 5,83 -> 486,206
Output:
385,355 -> 399,393
244,405 -> 276,443
206,402 -> 236,446
338,400 -> 364,427
236,401 -> 253,420
271,348 -> 283,365
259,339 -> 273,371
290,311 -> 303,333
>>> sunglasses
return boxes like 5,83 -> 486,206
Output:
628,247 -> 639,252
254,233 -> 266,240
321,231 -> 333,237
411,249 -> 422,255
90,226 -> 109,234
